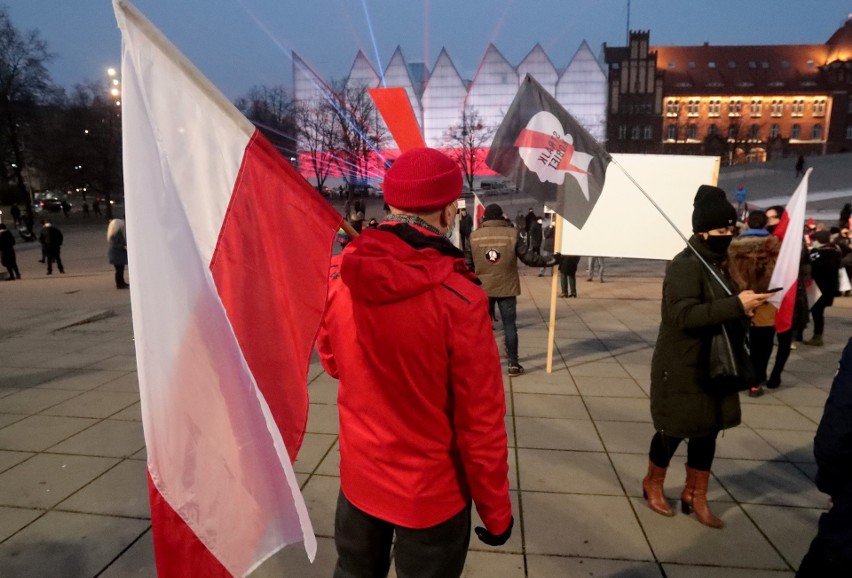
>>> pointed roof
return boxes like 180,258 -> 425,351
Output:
562,40 -> 606,78
347,49 -> 380,90
422,47 -> 466,95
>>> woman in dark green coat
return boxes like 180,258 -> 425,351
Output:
642,185 -> 773,529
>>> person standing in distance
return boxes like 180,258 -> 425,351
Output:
317,148 -> 513,578
467,203 -> 559,376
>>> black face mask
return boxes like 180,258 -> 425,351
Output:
703,235 -> 733,255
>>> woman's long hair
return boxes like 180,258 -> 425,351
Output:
107,218 -> 126,241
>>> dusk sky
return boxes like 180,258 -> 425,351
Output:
6,1 -> 852,100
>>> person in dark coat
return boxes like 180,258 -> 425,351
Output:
528,217 -> 543,255
0,223 -> 21,280
558,255 -> 581,297
643,185 -> 773,528
805,230 -> 841,346
797,338 -> 852,577
107,219 -> 129,289
38,221 -> 64,275
459,208 -> 473,252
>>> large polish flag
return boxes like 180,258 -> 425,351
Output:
114,1 -> 341,575
768,168 -> 811,333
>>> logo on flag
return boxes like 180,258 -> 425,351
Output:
487,74 -> 611,229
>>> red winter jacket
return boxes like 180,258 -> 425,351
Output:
316,223 -> 512,533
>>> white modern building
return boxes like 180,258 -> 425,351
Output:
293,42 -> 607,179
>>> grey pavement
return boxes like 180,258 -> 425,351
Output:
1,214 -> 851,577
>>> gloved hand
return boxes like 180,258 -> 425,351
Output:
474,516 -> 514,546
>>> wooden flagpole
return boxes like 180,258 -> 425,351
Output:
546,214 -> 563,373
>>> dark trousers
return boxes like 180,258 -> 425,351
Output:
560,272 -> 576,296
769,330 -> 793,385
811,298 -> 828,336
46,249 -> 63,274
649,431 -> 718,471
749,326 -> 776,385
333,491 -> 471,578
797,496 -> 852,577
489,296 -> 518,366
114,265 -> 126,288
4,256 -> 20,279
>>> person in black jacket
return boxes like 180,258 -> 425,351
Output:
797,338 -> 852,577
0,224 -> 21,280
805,230 -> 841,346
643,185 -> 772,528
459,208 -> 473,252
38,221 -> 64,275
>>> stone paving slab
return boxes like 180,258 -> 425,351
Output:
1,220 -> 851,576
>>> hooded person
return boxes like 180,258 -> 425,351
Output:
466,203 -> 560,376
806,229 -> 842,346
316,147 -> 513,578
642,185 -> 772,528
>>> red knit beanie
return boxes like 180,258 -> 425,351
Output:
382,148 -> 462,212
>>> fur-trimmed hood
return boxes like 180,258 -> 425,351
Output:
726,233 -> 781,292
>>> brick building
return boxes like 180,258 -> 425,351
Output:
603,17 -> 852,164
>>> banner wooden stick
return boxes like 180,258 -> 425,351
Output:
546,215 -> 563,373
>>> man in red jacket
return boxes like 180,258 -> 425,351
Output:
317,148 -> 513,578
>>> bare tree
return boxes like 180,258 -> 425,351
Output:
295,99 -> 340,194
444,107 -> 494,192
235,85 -> 299,160
0,7 -> 54,215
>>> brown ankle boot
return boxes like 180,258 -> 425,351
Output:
642,462 -> 673,516
680,465 -> 723,528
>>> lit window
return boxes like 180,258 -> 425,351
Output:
769,81 -> 785,87
770,124 -> 780,138
708,61 -> 716,68
813,99 -> 826,117
751,100 -> 762,116
771,100 -> 783,117
687,124 -> 697,139
762,61 -> 769,69
729,100 -> 742,116
728,61 -> 736,68
618,125 -> 627,139
812,124 -> 823,140
687,100 -> 700,116
791,124 -> 801,139
643,125 -> 653,140
631,126 -> 641,140
792,99 -> 804,117
688,61 -> 696,69
807,60 -> 815,68
782,60 -> 790,68
667,124 -> 677,140
748,61 -> 757,69
708,100 -> 720,117
749,124 -> 760,139
666,100 -> 679,116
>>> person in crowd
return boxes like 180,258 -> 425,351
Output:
643,185 -> 772,528
587,256 -> 605,282
467,203 -> 560,376
727,210 -> 780,398
539,217 -> 555,276
524,207 -> 536,241
317,148 -> 513,578
559,255 -> 582,298
37,219 -> 48,262
839,202 -> 851,229
459,207 -> 473,252
0,223 -> 21,280
39,221 -> 64,274
805,230 -> 842,346
82,202 -> 90,218
529,215 -> 543,256
9,203 -> 21,226
61,200 -> 71,218
350,200 -> 365,234
795,154 -> 806,178
796,337 -> 852,577
93,199 -> 102,216
107,219 -> 129,289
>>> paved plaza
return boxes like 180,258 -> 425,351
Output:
0,217 -> 850,577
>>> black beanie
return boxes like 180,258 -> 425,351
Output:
484,203 -> 503,220
692,185 -> 737,233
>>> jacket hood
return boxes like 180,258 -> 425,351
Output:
340,226 -> 468,304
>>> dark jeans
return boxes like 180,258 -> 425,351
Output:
114,265 -> 126,287
811,298 -> 828,336
490,296 -> 518,366
46,250 -> 63,274
560,272 -> 576,296
769,330 -> 793,385
4,256 -> 20,279
797,496 -> 852,577
749,326 -> 776,385
333,491 -> 471,578
649,431 -> 718,471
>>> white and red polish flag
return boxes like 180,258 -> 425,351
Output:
472,192 -> 485,231
768,168 -> 811,333
114,1 -> 340,575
